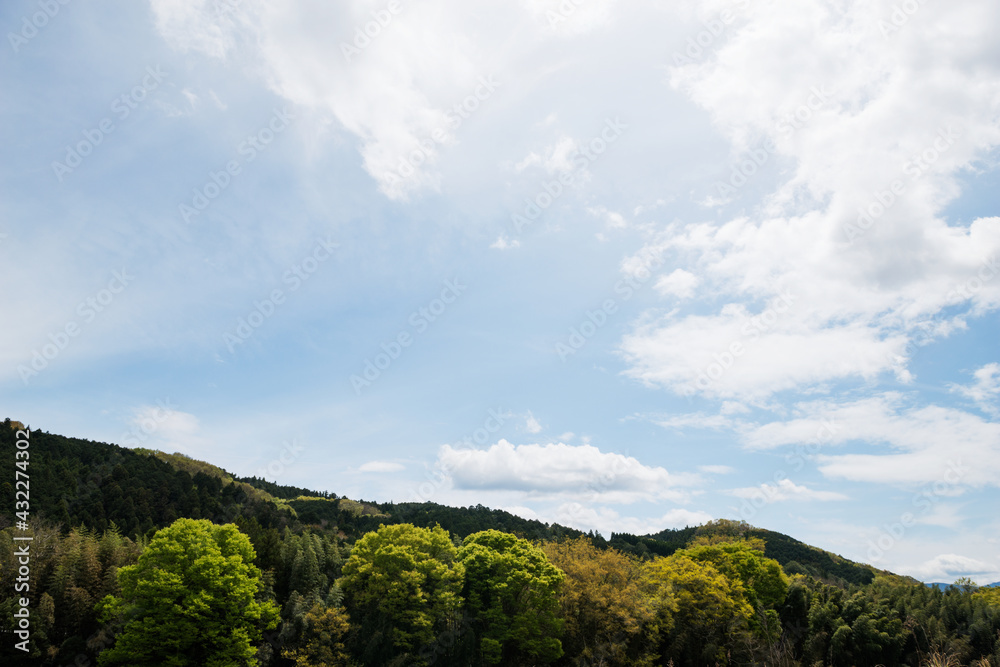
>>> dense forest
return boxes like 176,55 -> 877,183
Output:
2,420 -> 999,666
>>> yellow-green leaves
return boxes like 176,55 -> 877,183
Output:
98,518 -> 280,667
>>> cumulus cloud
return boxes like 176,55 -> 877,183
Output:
617,0 -> 1000,400
911,554 -> 998,582
436,439 -> 698,503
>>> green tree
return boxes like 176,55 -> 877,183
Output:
283,603 -> 354,666
339,523 -> 464,665
541,537 -> 660,666
97,518 -> 280,667
457,530 -> 564,665
644,552 -> 751,666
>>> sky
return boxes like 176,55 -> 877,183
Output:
2,0 -> 999,585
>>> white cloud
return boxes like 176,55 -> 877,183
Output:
490,236 -> 521,250
911,554 -> 998,582
730,478 -> 848,503
359,460 -> 405,473
515,136 -> 579,174
698,464 -> 735,475
739,394 -> 1000,488
950,362 -> 1000,415
621,299 -> 908,400
616,0 -> 1000,400
524,412 -> 543,434
126,404 -> 207,455
149,0 -> 520,200
654,269 -> 699,299
588,206 -> 628,229
914,503 -> 966,529
436,439 -> 698,503
656,412 -> 734,432
552,503 -> 712,538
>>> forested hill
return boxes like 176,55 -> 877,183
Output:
4,419 -> 1000,667
0,419 -> 882,580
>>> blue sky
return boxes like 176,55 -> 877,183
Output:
2,0 -> 999,584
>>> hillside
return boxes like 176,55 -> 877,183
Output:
3,419 -> 999,666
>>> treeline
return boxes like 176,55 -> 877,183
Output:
2,421 -> 1000,665
4,519 -> 1000,666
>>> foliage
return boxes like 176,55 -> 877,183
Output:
339,523 -> 464,665
644,551 -> 752,666
458,530 -> 565,666
282,603 -> 354,666
96,518 -> 280,666
4,421 -> 1000,666
541,537 -> 660,666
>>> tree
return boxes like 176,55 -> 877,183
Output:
97,518 -> 280,666
680,540 -> 789,612
457,530 -> 564,665
541,537 -> 660,666
339,523 -> 464,665
283,603 -> 354,666
644,552 -> 751,665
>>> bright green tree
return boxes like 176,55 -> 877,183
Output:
644,552 -> 751,666
458,530 -> 564,665
680,539 -> 789,612
339,523 -> 464,665
97,518 -> 280,667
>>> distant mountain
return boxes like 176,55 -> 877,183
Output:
928,582 -> 956,590
928,581 -> 1000,590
